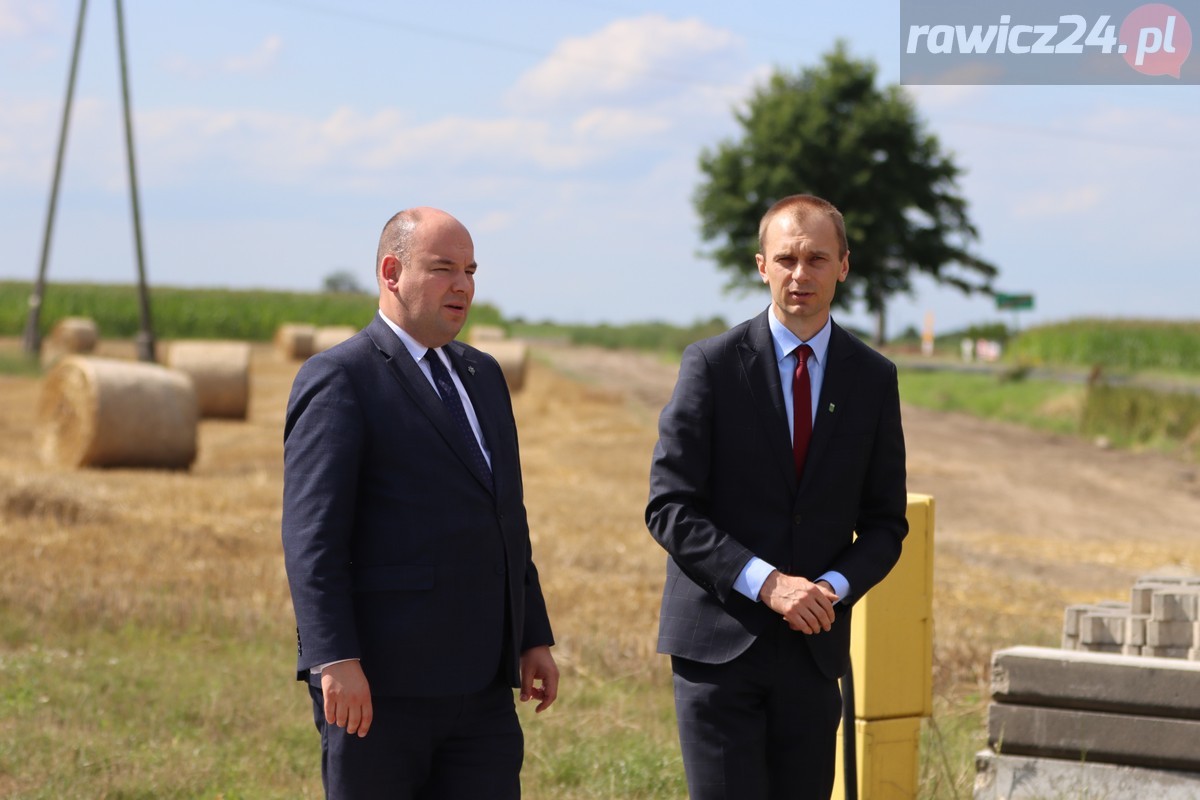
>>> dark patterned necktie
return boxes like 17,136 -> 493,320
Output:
792,344 -> 813,478
425,349 -> 493,488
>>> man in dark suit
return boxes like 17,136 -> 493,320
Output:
282,206 -> 558,799
646,194 -> 907,800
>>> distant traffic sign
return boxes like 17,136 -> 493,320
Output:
995,293 -> 1034,311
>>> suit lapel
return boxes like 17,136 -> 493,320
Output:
366,318 -> 495,495
738,311 -> 797,491
446,342 -> 505,494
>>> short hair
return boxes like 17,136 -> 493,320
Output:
376,208 -> 424,276
758,194 -> 848,259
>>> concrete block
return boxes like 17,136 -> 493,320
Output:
988,704 -> 1200,772
1065,601 -> 1127,635
1152,588 -> 1200,621
1125,614 -> 1149,646
1136,575 -> 1200,587
1133,582 -> 1180,614
1078,642 -> 1122,654
973,749 -> 1200,800
990,646 -> 1200,719
1080,610 -> 1128,645
1148,619 -> 1198,648
1121,644 -> 1143,656
1063,604 -> 1089,636
1144,646 -> 1191,659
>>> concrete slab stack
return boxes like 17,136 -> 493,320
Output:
1062,575 -> 1200,658
975,576 -> 1200,800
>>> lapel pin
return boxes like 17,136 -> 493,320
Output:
828,403 -> 836,413
467,366 -> 475,375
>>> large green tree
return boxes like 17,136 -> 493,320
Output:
695,42 -> 997,343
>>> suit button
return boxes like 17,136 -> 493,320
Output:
793,514 -> 802,525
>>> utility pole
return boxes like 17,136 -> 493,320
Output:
23,0 -> 157,363
23,0 -> 89,358
114,0 -> 156,362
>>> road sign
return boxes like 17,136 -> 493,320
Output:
995,293 -> 1034,311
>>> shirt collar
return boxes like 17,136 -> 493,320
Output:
767,310 -> 832,366
377,309 -> 440,363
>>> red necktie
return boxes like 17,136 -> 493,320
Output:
792,344 -> 813,478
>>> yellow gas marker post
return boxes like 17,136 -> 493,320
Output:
833,493 -> 935,800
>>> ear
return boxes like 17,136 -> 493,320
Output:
755,252 -> 769,284
838,251 -> 850,283
380,254 -> 401,289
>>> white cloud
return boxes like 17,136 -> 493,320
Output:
222,34 -> 283,74
0,0 -> 54,37
131,105 -> 607,188
507,14 -> 743,111
572,108 -> 670,142
0,95 -> 117,186
163,34 -> 283,79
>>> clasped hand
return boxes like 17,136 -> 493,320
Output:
759,571 -> 837,634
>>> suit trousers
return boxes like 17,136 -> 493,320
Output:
308,676 -> 523,800
671,620 -> 843,800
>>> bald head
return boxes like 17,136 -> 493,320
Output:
376,207 -> 476,347
377,208 -> 424,280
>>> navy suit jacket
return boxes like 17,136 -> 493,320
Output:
646,312 -> 907,680
282,315 -> 553,697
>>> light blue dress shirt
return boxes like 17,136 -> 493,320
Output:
731,312 -> 850,604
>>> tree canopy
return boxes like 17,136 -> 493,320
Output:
322,269 -> 369,294
694,42 -> 997,341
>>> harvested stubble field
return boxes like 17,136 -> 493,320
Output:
2,336 -> 1200,798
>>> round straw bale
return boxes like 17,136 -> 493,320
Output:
275,323 -> 316,360
477,340 -> 529,393
468,324 -> 507,344
50,317 -> 99,352
40,316 -> 99,368
37,356 -> 198,469
165,340 -> 251,419
313,325 -> 358,353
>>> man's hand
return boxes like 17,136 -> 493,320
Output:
321,660 -> 373,738
759,571 -> 838,634
518,645 -> 559,713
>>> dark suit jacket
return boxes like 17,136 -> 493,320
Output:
282,314 -> 553,697
646,312 -> 907,680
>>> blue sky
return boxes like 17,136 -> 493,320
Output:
1,0 -> 1197,337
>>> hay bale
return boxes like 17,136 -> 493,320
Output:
50,317 -> 99,352
476,340 -> 529,393
165,340 -> 251,419
313,325 -> 358,353
275,323 -> 316,360
41,317 -> 99,367
37,356 -> 198,469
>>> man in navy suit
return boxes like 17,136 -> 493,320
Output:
283,207 -> 558,799
646,194 -> 907,799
